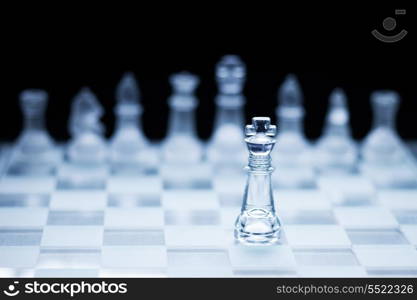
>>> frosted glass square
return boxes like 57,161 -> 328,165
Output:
101,246 -> 167,268
41,226 -> 103,247
162,190 -> 219,210
347,229 -> 409,245
164,210 -> 220,226
228,245 -> 296,268
47,211 -> 104,226
0,229 -> 42,246
282,210 -> 336,225
103,229 -> 165,246
353,246 -> 417,268
0,208 -> 48,227
335,207 -> 398,228
0,194 -> 49,207
37,248 -> 101,268
293,248 -> 359,266
108,194 -> 161,208
284,225 -> 350,247
50,191 -> 106,210
0,246 -> 39,268
164,226 -> 229,247
104,208 -> 163,228
167,248 -> 230,268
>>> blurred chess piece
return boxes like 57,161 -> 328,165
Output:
110,72 -> 156,173
162,72 -> 203,163
315,88 -> 357,173
207,55 -> 247,169
9,89 -> 60,174
67,88 -> 107,165
273,74 -> 314,187
361,91 -> 417,187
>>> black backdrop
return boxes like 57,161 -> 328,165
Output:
1,4 -> 414,143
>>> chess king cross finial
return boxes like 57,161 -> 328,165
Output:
245,117 -> 277,137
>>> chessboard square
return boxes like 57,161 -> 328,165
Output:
57,179 -> 106,190
213,176 -> 246,195
346,228 -> 409,245
401,226 -> 417,245
299,266 -> 367,277
0,176 -> 56,193
164,210 -> 220,226
164,226 -> 229,247
103,229 -> 165,246
47,211 -> 104,226
99,268 -> 167,278
167,248 -> 230,268
50,191 -> 106,210
168,267 -> 233,277
275,190 -> 331,211
104,208 -> 163,228
366,268 -> 417,277
101,246 -> 167,268
108,194 -> 161,208
0,194 -> 50,207
378,190 -> 417,210
228,244 -> 296,268
334,207 -> 398,228
284,225 -> 350,247
0,268 -> 35,277
233,268 -> 297,277
0,208 -> 48,227
37,248 -> 101,268
393,210 -> 417,225
162,190 -> 219,210
217,193 -> 242,207
281,210 -> 337,225
293,248 -> 359,266
0,246 -> 39,268
41,226 -> 103,247
107,176 -> 162,194
34,269 -> 99,277
0,229 -> 42,246
353,246 -> 417,268
220,208 -> 241,229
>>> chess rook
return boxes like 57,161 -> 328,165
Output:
162,72 -> 202,163
207,55 -> 246,166
235,117 -> 281,245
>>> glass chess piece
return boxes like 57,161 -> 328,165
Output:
314,88 -> 357,173
9,89 -> 60,175
235,117 -> 281,245
67,87 -> 107,165
273,74 -> 314,188
207,55 -> 247,170
161,72 -> 203,163
110,72 -> 156,173
361,90 -> 417,187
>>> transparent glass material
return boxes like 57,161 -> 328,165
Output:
207,55 -> 246,167
162,72 -> 203,163
315,88 -> 357,173
11,89 -> 59,173
67,88 -> 107,164
235,117 -> 281,245
361,91 -> 407,166
273,74 -> 311,167
110,72 -> 153,170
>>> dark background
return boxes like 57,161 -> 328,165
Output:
1,4 -> 414,142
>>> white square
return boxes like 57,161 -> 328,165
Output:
353,245 -> 417,268
168,267 -> 233,277
164,226 -> 230,247
104,208 -> 164,228
284,225 -> 350,247
378,190 -> 417,210
228,244 -> 296,268
334,207 -> 398,228
0,208 -> 48,227
162,190 -> 219,210
41,226 -> 103,247
50,191 -> 106,210
107,176 -> 162,194
34,269 -> 99,277
275,190 -> 331,211
0,246 -> 39,268
298,266 -> 367,277
101,246 -> 167,268
0,176 -> 56,193
401,226 -> 417,245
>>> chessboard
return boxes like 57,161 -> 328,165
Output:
0,143 -> 417,278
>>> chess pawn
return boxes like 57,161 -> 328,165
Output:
110,72 -> 154,171
207,55 -> 247,167
362,91 -> 407,165
273,74 -> 311,167
235,117 -> 281,245
11,89 -> 59,173
67,88 -> 107,165
161,72 -> 203,163
315,88 -> 357,173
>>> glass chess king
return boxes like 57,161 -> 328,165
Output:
235,117 -> 281,245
